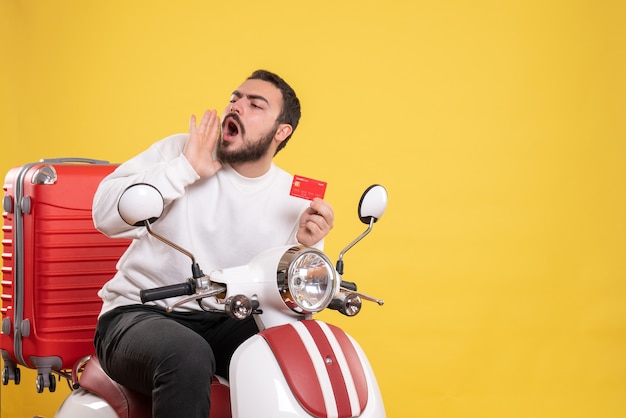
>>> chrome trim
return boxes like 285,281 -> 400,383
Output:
276,246 -> 337,314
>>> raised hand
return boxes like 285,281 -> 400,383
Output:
183,110 -> 223,178
297,198 -> 334,246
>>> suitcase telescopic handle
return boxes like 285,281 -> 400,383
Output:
40,157 -> 111,164
140,280 -> 196,303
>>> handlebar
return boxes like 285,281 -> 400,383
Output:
341,280 -> 357,291
140,280 -> 195,303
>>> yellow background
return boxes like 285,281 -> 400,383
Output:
1,1 -> 625,417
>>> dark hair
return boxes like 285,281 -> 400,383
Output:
247,69 -> 301,153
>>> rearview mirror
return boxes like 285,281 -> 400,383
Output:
117,183 -> 164,226
358,184 -> 388,224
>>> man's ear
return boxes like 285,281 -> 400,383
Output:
274,124 -> 293,144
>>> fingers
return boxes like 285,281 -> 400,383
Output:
191,110 -> 219,137
199,110 -> 216,134
189,114 -> 197,133
184,109 -> 222,179
309,198 -> 334,229
297,199 -> 334,246
297,219 -> 328,246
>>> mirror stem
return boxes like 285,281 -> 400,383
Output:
336,217 -> 375,275
144,221 -> 204,279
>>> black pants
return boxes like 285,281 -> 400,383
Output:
94,305 -> 258,418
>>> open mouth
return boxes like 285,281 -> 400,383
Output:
222,114 -> 243,141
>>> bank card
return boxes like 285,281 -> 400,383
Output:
290,175 -> 327,200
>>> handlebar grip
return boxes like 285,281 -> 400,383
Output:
328,298 -> 344,311
341,280 -> 358,291
140,281 -> 195,303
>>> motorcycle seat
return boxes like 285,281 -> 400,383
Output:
78,355 -> 231,418
79,355 -> 151,418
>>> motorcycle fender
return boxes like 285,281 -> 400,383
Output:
229,320 -> 385,418
54,388 -> 117,418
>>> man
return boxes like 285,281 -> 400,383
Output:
92,69 -> 334,417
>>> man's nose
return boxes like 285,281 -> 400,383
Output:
230,99 -> 242,114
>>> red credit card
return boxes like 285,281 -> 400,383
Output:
290,175 -> 327,200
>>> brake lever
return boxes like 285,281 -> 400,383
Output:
166,284 -> 227,312
339,286 -> 384,306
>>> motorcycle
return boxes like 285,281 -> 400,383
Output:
55,183 -> 388,418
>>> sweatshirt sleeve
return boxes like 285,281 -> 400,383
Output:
92,133 -> 200,239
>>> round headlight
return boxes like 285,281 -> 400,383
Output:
277,247 -> 338,314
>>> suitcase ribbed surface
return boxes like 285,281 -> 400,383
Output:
31,206 -> 126,340
1,161 -> 130,372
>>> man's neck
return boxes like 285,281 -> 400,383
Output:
230,157 -> 273,178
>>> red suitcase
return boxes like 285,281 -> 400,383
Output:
1,158 -> 130,392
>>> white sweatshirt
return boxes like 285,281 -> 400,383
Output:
92,133 -> 315,315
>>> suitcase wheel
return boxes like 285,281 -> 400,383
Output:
36,372 -> 56,393
2,365 -> 20,385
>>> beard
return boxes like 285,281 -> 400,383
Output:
217,118 -> 279,164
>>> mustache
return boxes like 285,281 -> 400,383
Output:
222,112 -> 245,136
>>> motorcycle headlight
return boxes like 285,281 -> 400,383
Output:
277,246 -> 338,314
